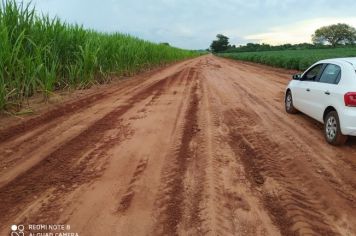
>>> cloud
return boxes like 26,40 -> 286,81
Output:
20,0 -> 356,49
245,17 -> 356,45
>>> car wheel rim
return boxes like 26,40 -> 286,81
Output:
286,94 -> 292,110
326,116 -> 337,140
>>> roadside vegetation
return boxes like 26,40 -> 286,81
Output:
212,23 -> 356,71
219,48 -> 356,70
0,1 -> 198,111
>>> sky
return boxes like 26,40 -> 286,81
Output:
22,0 -> 356,49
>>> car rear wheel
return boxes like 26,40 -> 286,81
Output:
285,91 -> 298,114
324,111 -> 347,145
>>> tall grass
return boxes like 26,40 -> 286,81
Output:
0,0 -> 198,111
219,48 -> 356,71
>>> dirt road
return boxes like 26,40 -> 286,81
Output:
0,55 -> 355,236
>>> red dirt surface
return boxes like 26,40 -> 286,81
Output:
0,55 -> 355,236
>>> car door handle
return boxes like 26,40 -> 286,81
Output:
324,91 -> 330,95
306,88 -> 310,92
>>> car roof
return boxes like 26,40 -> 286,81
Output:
319,57 -> 356,70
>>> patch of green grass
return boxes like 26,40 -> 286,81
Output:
0,0 -> 199,111
218,48 -> 356,71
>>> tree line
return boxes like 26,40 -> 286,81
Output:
210,23 -> 356,53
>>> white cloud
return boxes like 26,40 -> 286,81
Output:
19,0 -> 356,48
245,17 -> 356,45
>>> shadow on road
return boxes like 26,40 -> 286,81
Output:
296,113 -> 356,147
346,136 -> 356,146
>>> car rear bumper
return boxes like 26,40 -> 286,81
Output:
340,108 -> 356,136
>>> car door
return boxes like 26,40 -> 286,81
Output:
311,63 -> 342,122
293,63 -> 325,116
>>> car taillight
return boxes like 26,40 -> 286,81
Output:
344,92 -> 356,107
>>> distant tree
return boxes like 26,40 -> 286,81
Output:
312,23 -> 356,47
223,41 -> 324,53
210,34 -> 230,52
160,42 -> 170,46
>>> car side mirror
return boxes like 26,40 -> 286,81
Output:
292,74 -> 302,80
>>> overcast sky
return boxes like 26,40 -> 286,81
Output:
22,0 -> 356,49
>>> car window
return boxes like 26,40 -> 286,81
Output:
303,64 -> 324,81
319,64 -> 341,84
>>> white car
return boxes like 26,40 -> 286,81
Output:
285,58 -> 356,145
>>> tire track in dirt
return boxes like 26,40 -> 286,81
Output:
225,108 -> 339,236
0,78 -> 162,175
202,81 -> 244,236
202,71 -> 281,236
181,70 -> 210,235
228,77 -> 356,207
0,93 -> 107,144
0,108 -> 129,226
22,126 -> 131,226
25,65 -> 197,236
201,58 -> 347,235
117,158 -> 149,213
209,57 -> 356,235
200,70 -> 245,235
0,67 -> 190,186
152,68 -> 205,235
0,59 -> 193,159
0,69 -> 187,228
228,70 -> 356,196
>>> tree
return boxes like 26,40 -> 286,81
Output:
312,23 -> 356,47
210,34 -> 230,53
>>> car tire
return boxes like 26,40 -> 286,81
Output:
324,111 -> 348,145
285,91 -> 298,114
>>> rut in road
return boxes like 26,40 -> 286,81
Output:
0,55 -> 355,236
0,70 -> 184,224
